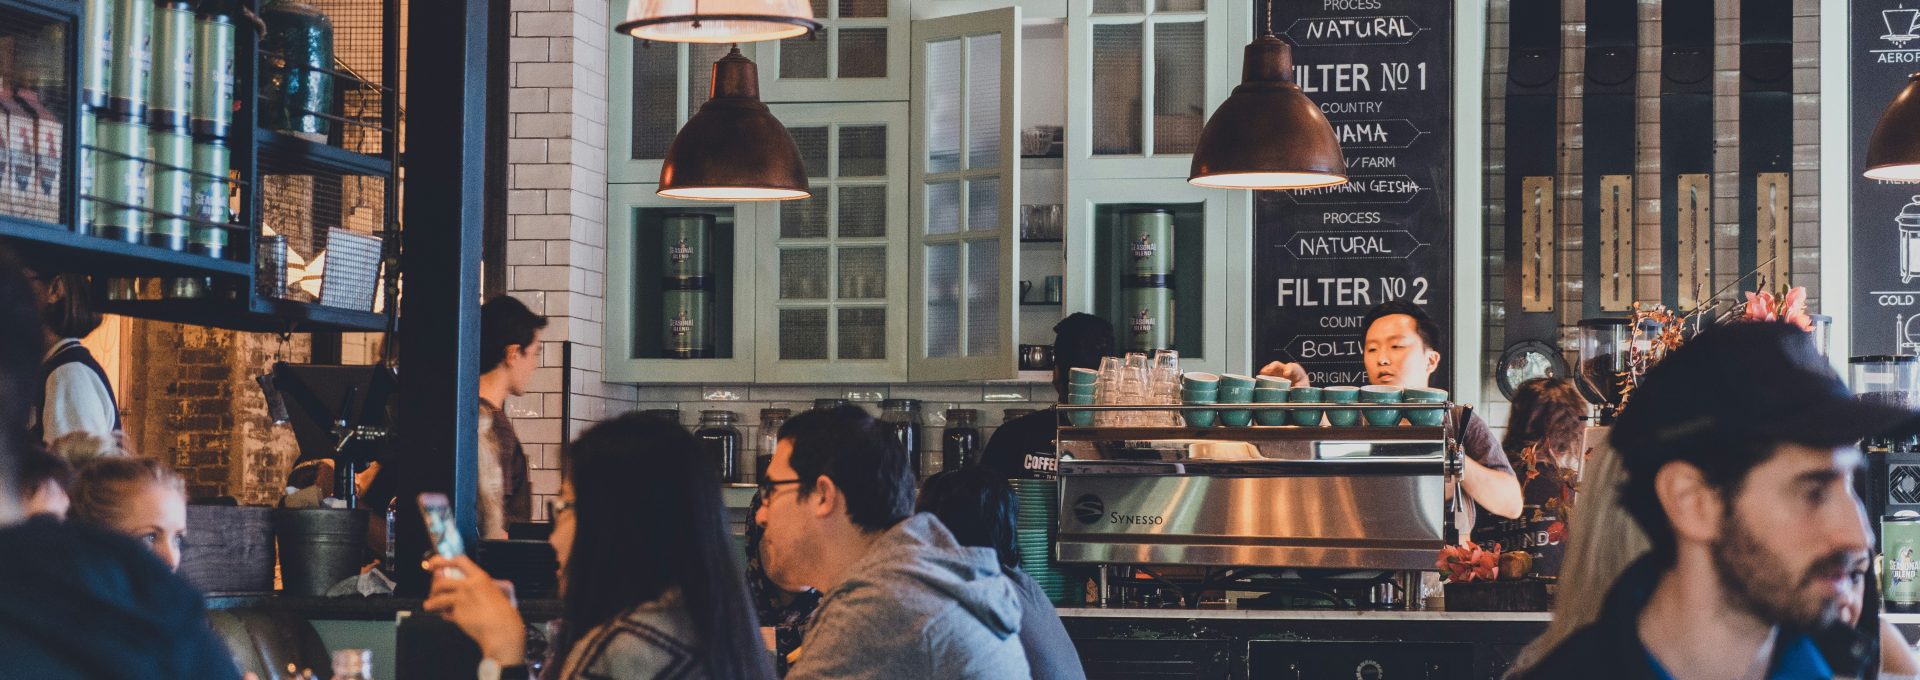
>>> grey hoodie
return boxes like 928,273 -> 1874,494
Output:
787,513 -> 1031,680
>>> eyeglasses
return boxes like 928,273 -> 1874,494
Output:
547,498 -> 574,520
758,477 -> 802,499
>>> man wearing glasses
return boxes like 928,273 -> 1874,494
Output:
755,405 -> 1031,679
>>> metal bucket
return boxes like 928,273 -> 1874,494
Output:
272,508 -> 369,596
180,505 -> 275,594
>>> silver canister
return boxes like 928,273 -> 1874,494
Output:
108,0 -> 154,120
257,234 -> 290,299
192,7 -> 235,138
148,128 -> 193,250
189,139 -> 230,257
81,0 -> 114,109
95,114 -> 149,243
148,0 -> 194,131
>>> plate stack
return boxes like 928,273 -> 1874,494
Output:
1011,479 -> 1073,605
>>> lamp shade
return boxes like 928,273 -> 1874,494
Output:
1866,73 -> 1920,183
659,48 -> 811,201
1188,36 -> 1347,190
617,0 -> 821,44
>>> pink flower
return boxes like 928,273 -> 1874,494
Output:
1779,287 -> 1813,331
1742,291 -> 1778,323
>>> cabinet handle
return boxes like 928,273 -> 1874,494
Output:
1757,172 -> 1791,290
1676,173 -> 1712,309
1520,176 -> 1556,312
1598,174 -> 1635,311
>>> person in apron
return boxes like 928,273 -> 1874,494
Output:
25,268 -> 118,448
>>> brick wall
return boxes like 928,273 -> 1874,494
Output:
1479,0 -> 1823,434
123,321 -> 309,503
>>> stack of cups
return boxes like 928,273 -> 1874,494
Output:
1288,386 -> 1324,426
1360,385 -> 1404,427
1118,208 -> 1174,353
1217,374 -> 1256,427
1065,367 -> 1097,426
661,213 -> 716,358
1253,376 -> 1291,426
1179,372 -> 1217,427
1011,479 -> 1072,604
1404,387 -> 1448,426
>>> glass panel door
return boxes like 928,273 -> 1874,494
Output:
607,38 -> 748,183
762,0 -> 911,102
1067,0 -> 1229,179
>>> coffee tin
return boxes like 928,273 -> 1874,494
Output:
660,213 -> 714,287
1121,284 -> 1172,352
148,128 -> 192,250
95,115 -> 149,243
1887,516 -> 1920,610
108,0 -> 154,119
1122,208 -> 1172,278
81,0 -> 113,109
661,289 -> 711,359
190,138 -> 231,253
192,12 -> 236,138
148,1 -> 195,131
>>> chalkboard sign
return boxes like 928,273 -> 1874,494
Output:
1853,0 -> 1920,356
1253,1 -> 1454,388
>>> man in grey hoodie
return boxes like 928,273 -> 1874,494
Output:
756,405 -> 1030,679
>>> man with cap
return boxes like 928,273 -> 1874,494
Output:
1513,322 -> 1916,679
979,313 -> 1114,480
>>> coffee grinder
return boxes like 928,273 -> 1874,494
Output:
1852,355 -> 1920,610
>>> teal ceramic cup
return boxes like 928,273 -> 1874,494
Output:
1181,393 -> 1218,427
1287,387 -> 1324,426
1322,385 -> 1361,427
1217,382 -> 1252,427
1403,387 -> 1447,426
1252,387 -> 1288,425
1065,391 -> 1095,426
1256,376 -> 1292,390
1360,385 -> 1403,426
1068,367 -> 1100,385
1182,372 -> 1219,390
1218,374 -> 1257,391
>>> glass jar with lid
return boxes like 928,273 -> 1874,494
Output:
695,410 -> 742,483
756,408 -> 792,484
943,409 -> 981,471
877,399 -> 924,480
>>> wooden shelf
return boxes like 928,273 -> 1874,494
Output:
0,215 -> 252,279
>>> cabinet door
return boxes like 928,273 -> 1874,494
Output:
908,7 -> 1021,382
604,183 -> 764,383
1064,178 -> 1239,376
754,102 -> 912,383
607,40 -> 753,183
1065,0 -> 1233,180
760,0 -> 911,102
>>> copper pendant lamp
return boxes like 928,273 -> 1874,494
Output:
1866,73 -> 1920,183
1188,26 -> 1347,190
617,0 -> 821,44
658,47 -> 812,201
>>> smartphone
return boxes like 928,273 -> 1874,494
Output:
417,492 -> 466,578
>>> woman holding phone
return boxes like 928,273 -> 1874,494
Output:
425,413 -> 774,680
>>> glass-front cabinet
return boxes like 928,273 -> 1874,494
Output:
1065,0 -> 1234,179
608,40 -> 750,184
761,0 -> 912,102
756,103 -> 911,382
604,184 -> 766,383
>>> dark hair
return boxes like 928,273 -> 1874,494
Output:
1502,378 -> 1587,466
554,413 -> 773,680
70,456 -> 186,527
1361,300 -> 1441,355
1052,312 -> 1115,400
27,268 -> 102,340
916,467 -> 1017,569
13,444 -> 72,499
480,295 -> 548,373
0,246 -> 44,493
777,404 -> 913,532
1618,435 -> 1781,568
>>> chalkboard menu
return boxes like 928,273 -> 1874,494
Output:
1852,0 -> 1920,356
1253,2 -> 1454,388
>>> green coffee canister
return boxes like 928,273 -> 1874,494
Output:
259,0 -> 334,141
1121,284 -> 1172,352
77,108 -> 98,235
1122,208 -> 1172,280
95,115 -> 149,243
148,0 -> 195,131
660,213 -> 713,286
1887,516 -> 1920,611
148,129 -> 193,250
108,0 -> 154,119
81,0 -> 113,109
661,289 -> 712,359
192,0 -> 236,138
189,139 -> 230,257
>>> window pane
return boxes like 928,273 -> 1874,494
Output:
927,181 -> 961,235
780,195 -> 828,239
1093,0 -> 1143,13
789,125 -> 829,178
780,308 -> 829,360
839,125 -> 887,177
1154,0 -> 1204,10
685,43 -> 732,105
779,248 -> 830,299
1153,22 -> 1206,154
967,178 -> 999,232
1091,24 -> 1144,155
926,243 -> 961,358
966,34 -> 1001,170
838,246 -> 887,299
630,44 -> 678,160
926,38 -> 962,173
838,185 -> 887,237
839,28 -> 888,78
838,308 -> 887,360
810,0 -> 827,16
780,35 -> 828,79
967,241 -> 1000,356
840,0 -> 886,18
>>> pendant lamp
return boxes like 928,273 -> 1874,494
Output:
1866,73 -> 1920,183
659,47 -> 811,201
1188,27 -> 1347,190
617,0 -> 821,44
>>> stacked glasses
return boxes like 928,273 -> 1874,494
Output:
1069,350 -> 1183,427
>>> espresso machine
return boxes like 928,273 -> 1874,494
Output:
1853,355 -> 1920,534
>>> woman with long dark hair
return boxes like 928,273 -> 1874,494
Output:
426,413 -> 775,680
1501,377 -> 1588,475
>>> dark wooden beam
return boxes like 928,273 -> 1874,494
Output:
392,0 -> 489,596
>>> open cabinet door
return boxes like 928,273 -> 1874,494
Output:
908,6 -> 1021,382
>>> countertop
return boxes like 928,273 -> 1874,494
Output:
1057,607 -> 1552,622
205,594 -> 565,622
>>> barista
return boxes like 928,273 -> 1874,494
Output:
1262,301 -> 1523,522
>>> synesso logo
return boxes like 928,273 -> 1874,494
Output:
1073,494 -> 1105,525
